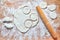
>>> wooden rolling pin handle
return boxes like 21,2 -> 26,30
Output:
36,6 -> 58,40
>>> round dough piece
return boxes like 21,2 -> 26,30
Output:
2,17 -> 13,22
14,18 -> 29,33
30,13 -> 38,21
39,1 -> 47,9
24,19 -> 32,28
49,12 -> 57,19
47,4 -> 56,11
4,23 -> 14,29
22,6 -> 31,15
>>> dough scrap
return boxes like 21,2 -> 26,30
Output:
4,23 -> 14,29
2,17 -> 13,22
49,12 -> 57,19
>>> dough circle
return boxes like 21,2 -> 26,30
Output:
49,12 -> 57,19
4,23 -> 14,29
39,1 -> 47,9
2,17 -> 13,21
22,6 -> 31,15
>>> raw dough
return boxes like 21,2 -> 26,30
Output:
22,6 -> 31,15
39,1 -> 47,9
4,23 -> 14,29
49,12 -> 57,19
30,13 -> 38,21
14,18 -> 29,33
24,19 -> 32,28
2,17 -> 13,22
47,4 -> 56,11
14,8 -> 30,33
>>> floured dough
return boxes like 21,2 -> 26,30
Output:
30,13 -> 38,21
47,4 -> 56,11
49,12 -> 57,19
14,8 -> 30,33
39,1 -> 47,9
22,6 -> 31,15
2,17 -> 13,22
4,23 -> 14,29
14,18 -> 29,33
24,19 -> 32,28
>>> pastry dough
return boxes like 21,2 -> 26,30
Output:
39,1 -> 47,9
4,23 -> 14,29
47,4 -> 56,11
2,17 -> 13,22
49,12 -> 57,19
14,18 -> 29,33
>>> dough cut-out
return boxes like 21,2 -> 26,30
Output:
2,17 -> 13,22
47,4 -> 56,11
30,13 -> 38,21
24,19 -> 32,28
14,18 -> 29,33
13,2 -> 39,33
39,1 -> 47,9
4,23 -> 14,29
49,12 -> 57,19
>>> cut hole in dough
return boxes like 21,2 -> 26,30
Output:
32,19 -> 39,27
30,13 -> 38,21
14,18 -> 29,33
22,6 -> 31,15
47,4 -> 56,11
4,23 -> 14,29
24,19 -> 32,28
39,1 -> 47,9
49,12 -> 57,19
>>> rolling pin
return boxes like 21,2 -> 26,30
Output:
36,6 -> 58,40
